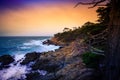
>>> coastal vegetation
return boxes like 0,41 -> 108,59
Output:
54,22 -> 106,43
82,52 -> 104,69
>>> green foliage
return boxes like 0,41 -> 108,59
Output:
80,22 -> 106,35
82,52 -> 104,69
96,4 -> 110,24
54,22 -> 106,43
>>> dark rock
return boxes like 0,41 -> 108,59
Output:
26,72 -> 40,80
32,59 -> 49,70
43,40 -> 54,45
26,72 -> 58,80
0,55 -> 14,65
20,52 -> 40,65
39,64 -> 60,73
32,59 -> 60,73
74,69 -> 102,80
59,46 -> 63,49
43,39 -> 61,46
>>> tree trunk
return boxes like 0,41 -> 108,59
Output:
104,0 -> 120,80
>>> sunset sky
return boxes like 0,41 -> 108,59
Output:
0,0 -> 98,36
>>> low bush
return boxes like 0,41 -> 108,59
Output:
82,52 -> 104,69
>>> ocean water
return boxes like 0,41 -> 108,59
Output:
0,36 -> 60,80
0,36 -> 59,56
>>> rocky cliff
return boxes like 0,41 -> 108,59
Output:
21,39 -> 100,80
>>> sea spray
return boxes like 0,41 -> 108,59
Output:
0,54 -> 27,80
0,38 -> 60,80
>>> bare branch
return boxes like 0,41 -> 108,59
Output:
74,0 -> 106,8
74,2 -> 95,8
89,0 -> 106,8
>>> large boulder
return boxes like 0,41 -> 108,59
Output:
20,52 -> 40,65
0,55 -> 14,70
0,55 -> 14,65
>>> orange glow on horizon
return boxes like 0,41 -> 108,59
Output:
0,3 -> 98,36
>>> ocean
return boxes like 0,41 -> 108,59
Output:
0,36 -> 59,80
0,36 -> 59,55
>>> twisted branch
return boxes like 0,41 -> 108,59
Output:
74,0 -> 107,8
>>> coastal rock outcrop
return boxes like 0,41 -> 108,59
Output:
0,55 -> 14,69
21,39 -> 99,80
0,55 -> 14,65
43,37 -> 67,46
20,52 -> 41,65
26,39 -> 93,80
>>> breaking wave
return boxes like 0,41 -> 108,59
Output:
0,39 -> 59,80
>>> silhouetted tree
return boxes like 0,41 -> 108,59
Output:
96,4 -> 110,24
63,27 -> 71,32
76,0 -> 120,80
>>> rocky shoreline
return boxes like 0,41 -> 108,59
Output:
0,39 -> 100,80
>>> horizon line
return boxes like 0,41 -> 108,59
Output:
0,36 -> 52,37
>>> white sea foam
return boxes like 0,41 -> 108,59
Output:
20,46 -> 31,49
0,39 -> 59,80
22,39 -> 59,52
0,65 -> 27,80
14,54 -> 25,62
39,44 -> 60,52
0,54 -> 27,80
23,40 -> 42,46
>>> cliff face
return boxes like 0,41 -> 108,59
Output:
22,39 -> 100,80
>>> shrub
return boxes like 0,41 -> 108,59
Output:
82,52 -> 104,69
